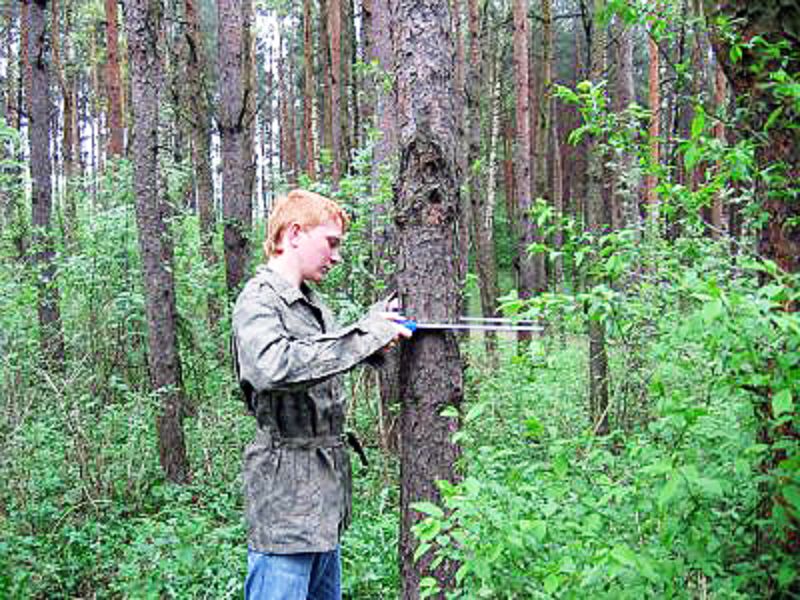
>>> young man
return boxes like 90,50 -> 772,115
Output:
232,189 -> 411,600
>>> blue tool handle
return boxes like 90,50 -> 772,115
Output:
395,318 -> 418,332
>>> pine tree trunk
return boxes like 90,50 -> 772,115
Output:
184,0 -> 220,327
328,0 -> 342,185
467,0 -> 499,361
645,6 -> 661,226
105,0 -> 124,157
586,0 -> 609,435
241,0 -> 256,210
513,0 -> 538,342
218,0 -> 251,296
3,0 -> 23,249
126,0 -> 190,484
365,0 -> 401,454
27,0 -> 65,369
303,0 -> 316,180
612,15 -> 639,234
392,0 -> 463,596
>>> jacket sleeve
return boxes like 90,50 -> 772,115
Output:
233,292 -> 398,394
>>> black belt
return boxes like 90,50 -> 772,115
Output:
269,432 -> 369,467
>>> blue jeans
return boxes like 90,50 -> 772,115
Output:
245,547 -> 341,600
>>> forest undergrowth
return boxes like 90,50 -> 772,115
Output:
0,229 -> 790,597
0,164 -> 797,598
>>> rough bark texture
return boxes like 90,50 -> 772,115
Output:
392,0 -> 463,596
365,0 -> 402,453
3,1 -> 22,248
586,0 -> 609,435
218,0 -> 251,296
612,15 -> 639,233
241,0 -> 257,210
703,0 -> 800,561
27,0 -> 65,368
184,0 -> 220,327
52,0 -> 78,246
328,0 -> 342,185
105,0 -> 124,156
645,8 -> 661,224
512,0 -> 534,309
303,0 -> 316,180
126,0 -> 190,484
467,0 -> 499,361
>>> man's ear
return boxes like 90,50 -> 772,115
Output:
285,222 -> 304,248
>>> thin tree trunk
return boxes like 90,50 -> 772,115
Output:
218,0 -> 251,296
303,0 -> 316,180
513,0 -> 537,344
467,0 -> 498,361
3,1 -> 23,250
319,0 -> 332,178
612,15 -> 639,234
241,0 -> 256,210
645,6 -> 661,227
328,0 -> 342,185
366,0 -> 401,453
392,1 -> 463,596
185,0 -> 220,326
711,61 -> 727,237
341,0 -> 354,172
105,0 -> 124,157
126,0 -> 190,484
586,0 -> 609,435
533,0 -> 553,289
26,0 -> 65,370
27,0 -> 65,369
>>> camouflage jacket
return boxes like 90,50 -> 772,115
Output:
232,266 -> 397,553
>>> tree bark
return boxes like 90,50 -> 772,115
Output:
365,0 -> 402,453
612,14 -> 639,234
645,5 -> 661,227
303,0 -> 316,180
513,0 -> 541,342
2,1 -> 23,250
126,0 -> 190,484
467,0 -> 499,361
218,0 -> 251,296
586,0 -> 609,435
328,0 -> 342,185
392,0 -> 463,596
105,0 -> 124,157
27,0 -> 65,369
184,0 -> 220,327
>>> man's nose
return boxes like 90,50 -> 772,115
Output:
331,248 -> 341,263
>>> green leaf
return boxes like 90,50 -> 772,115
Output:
691,109 -> 706,138
412,502 -> 444,519
783,485 -> 800,513
413,542 -> 432,563
772,389 -> 793,417
544,573 -> 560,594
439,405 -> 459,418
610,544 -> 637,567
765,106 -> 784,131
695,477 -> 724,498
684,145 -> 701,170
658,473 -> 681,509
465,402 -> 487,423
778,561 -> 797,589
552,453 -> 569,478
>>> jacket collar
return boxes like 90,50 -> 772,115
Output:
257,265 -> 318,307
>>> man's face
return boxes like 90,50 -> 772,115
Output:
296,220 -> 344,284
